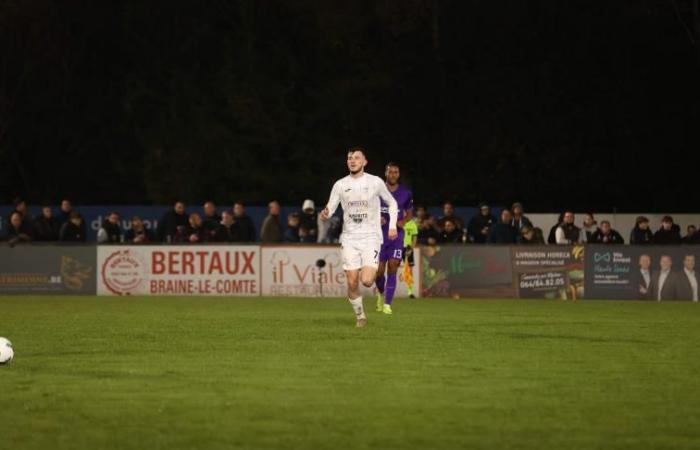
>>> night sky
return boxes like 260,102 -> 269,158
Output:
1,1 -> 699,211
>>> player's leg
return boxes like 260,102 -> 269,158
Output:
375,254 -> 388,311
359,242 -> 380,288
381,243 -> 403,314
342,242 -> 367,327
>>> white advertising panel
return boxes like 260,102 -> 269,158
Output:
261,245 -> 420,297
97,246 -> 260,296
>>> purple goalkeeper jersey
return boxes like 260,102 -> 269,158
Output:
380,184 -> 413,240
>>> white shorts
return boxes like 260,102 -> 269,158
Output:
341,238 -> 381,271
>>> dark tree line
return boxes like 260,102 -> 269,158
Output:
1,0 -> 699,211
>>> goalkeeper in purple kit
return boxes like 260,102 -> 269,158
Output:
375,162 -> 413,315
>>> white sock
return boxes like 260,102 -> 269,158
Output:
349,296 -> 365,319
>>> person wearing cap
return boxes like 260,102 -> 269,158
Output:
629,216 -> 654,245
467,203 -> 497,244
299,199 -> 318,239
510,202 -> 532,230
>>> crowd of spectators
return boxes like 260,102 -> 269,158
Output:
3,196 -> 700,246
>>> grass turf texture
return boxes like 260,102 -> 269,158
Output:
1,297 -> 699,450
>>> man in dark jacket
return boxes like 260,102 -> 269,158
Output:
283,212 -> 301,243
59,212 -> 87,242
124,217 -> 156,244
215,211 -> 237,242
202,201 -> 221,237
33,205 -> 59,241
175,213 -> 208,243
157,201 -> 188,242
648,255 -> 682,301
590,221 -> 624,244
629,216 -> 654,245
517,225 -> 545,244
468,203 -> 497,244
437,202 -> 464,232
681,225 -> 697,244
97,212 -> 123,243
510,202 -> 533,230
233,201 -> 256,242
4,211 -> 34,243
488,209 -> 518,244
438,219 -> 463,243
5,198 -> 32,231
654,216 -> 682,245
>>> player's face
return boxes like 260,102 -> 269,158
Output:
385,166 -> 400,185
347,151 -> 367,174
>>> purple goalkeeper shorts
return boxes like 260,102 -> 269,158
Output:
380,236 -> 404,262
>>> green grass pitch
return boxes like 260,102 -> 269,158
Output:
1,296 -> 699,450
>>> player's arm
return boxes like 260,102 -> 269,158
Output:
320,181 -> 341,220
377,180 -> 399,238
397,195 -> 414,229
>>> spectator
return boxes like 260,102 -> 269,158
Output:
56,199 -> 77,231
97,211 -> 122,243
590,220 -> 624,244
518,225 -> 545,244
438,219 -> 462,243
437,202 -> 464,232
283,212 -> 301,243
176,213 -> 208,243
467,203 -> 497,244
681,225 -> 697,244
124,216 -> 156,244
582,213 -> 598,242
323,215 -> 343,244
555,211 -> 584,244
202,201 -> 221,235
547,212 -> 565,244
232,201 -> 256,242
510,202 -> 533,230
678,254 -> 699,301
648,255 -> 682,301
488,209 -> 518,244
59,212 -> 86,242
4,211 -> 33,243
415,205 -> 438,245
6,197 -> 31,230
299,199 -> 318,239
629,216 -> 654,245
299,225 -> 315,243
214,211 -> 236,242
260,200 -> 283,243
157,201 -> 188,242
654,216 -> 681,245
33,205 -> 59,241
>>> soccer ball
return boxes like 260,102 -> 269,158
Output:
0,337 -> 13,365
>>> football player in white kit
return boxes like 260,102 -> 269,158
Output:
320,147 -> 399,327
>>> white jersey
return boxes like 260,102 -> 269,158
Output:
325,172 -> 398,244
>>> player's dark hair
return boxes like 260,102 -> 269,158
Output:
347,146 -> 366,158
385,161 -> 399,170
